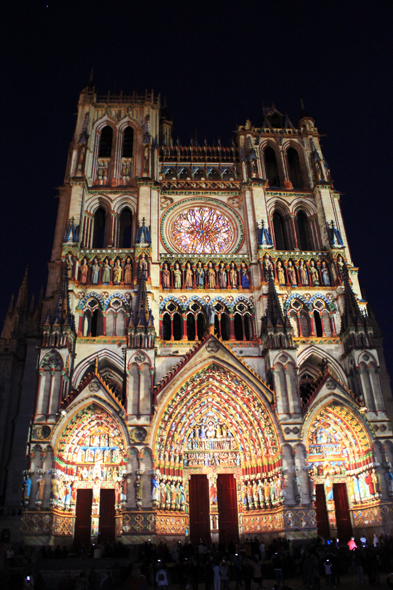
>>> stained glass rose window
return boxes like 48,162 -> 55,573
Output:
171,207 -> 235,254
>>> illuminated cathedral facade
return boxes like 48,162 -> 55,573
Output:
1,79 -> 393,546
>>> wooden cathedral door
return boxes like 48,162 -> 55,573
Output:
217,474 -> 239,543
74,489 -> 93,546
99,488 -> 116,543
315,484 -> 330,539
333,483 -> 353,542
189,474 -> 210,544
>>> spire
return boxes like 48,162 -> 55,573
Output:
340,266 -> 373,350
15,266 -> 29,311
261,275 -> 293,350
1,293 -> 15,339
27,286 -> 44,338
299,98 -> 311,120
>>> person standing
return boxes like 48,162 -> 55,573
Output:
213,561 -> 221,590
220,559 -> 229,590
156,562 -> 168,590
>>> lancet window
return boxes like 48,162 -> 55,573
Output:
98,125 -> 113,158
272,211 -> 289,250
119,208 -> 132,248
264,146 -> 280,187
92,207 -> 107,249
83,299 -> 103,337
287,147 -> 303,189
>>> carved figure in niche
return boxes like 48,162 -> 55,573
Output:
185,263 -> 193,289
124,257 -> 132,285
263,254 -> 274,281
180,484 -> 185,505
277,261 -> 286,285
207,262 -> 216,289
65,253 -> 73,279
195,262 -> 205,288
365,471 -> 375,495
287,261 -> 297,285
24,476 -> 32,501
159,482 -> 166,505
152,475 -> 160,503
65,482 -> 72,506
80,258 -> 89,284
242,483 -> 248,509
113,259 -> 122,285
325,475 -> 333,501
91,258 -> 100,284
36,475 -> 45,501
241,263 -> 250,288
309,260 -> 320,286
210,480 -> 217,504
264,479 -> 270,505
138,253 -> 148,278
51,476 -> 59,500
58,479 -> 66,503
102,259 -> 111,284
174,263 -> 182,289
218,263 -> 227,289
252,480 -> 258,506
229,263 -> 237,288
162,263 -> 170,289
299,259 -> 309,286
247,481 -> 253,507
337,255 -> 345,279
321,261 -> 330,286
257,479 -> 264,506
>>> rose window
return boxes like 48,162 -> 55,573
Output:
171,207 -> 235,254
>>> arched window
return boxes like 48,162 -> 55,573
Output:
98,126 -> 113,158
162,314 -> 171,340
173,314 -> 182,340
287,147 -> 303,188
322,312 -> 332,337
106,310 -> 115,336
91,308 -> 102,337
313,310 -> 323,337
187,313 -> 195,340
296,211 -> 312,250
197,314 -> 205,340
93,207 -> 106,249
122,127 -> 134,158
288,310 -> 299,337
265,147 -> 280,187
273,211 -> 288,250
234,314 -> 243,340
299,310 -> 310,337
221,314 -> 230,340
119,208 -> 132,248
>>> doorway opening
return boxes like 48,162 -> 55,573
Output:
189,474 -> 210,545
74,489 -> 93,546
217,474 -> 238,543
99,488 -> 116,543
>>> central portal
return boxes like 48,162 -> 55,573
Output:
189,474 -> 210,544
217,474 -> 238,543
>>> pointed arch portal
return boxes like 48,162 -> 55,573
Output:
305,402 -> 374,542
54,403 -> 127,544
153,363 -> 283,542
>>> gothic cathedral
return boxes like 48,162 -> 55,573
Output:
1,79 -> 393,546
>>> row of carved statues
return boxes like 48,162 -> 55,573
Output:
151,475 -> 186,510
240,475 -> 285,510
64,252 -> 149,285
161,261 -> 250,289
261,254 -> 341,286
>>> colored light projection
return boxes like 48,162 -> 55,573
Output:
155,364 -> 280,475
171,207 -> 235,254
306,403 -> 377,505
56,403 -> 126,481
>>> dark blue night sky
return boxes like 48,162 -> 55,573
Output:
1,1 -> 392,374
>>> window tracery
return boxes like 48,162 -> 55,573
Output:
171,207 -> 235,254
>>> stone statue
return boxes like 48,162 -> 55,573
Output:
51,476 -> 59,501
174,263 -> 182,289
337,255 -> 345,279
65,253 -> 73,279
138,253 -> 148,278
218,263 -> 227,289
185,263 -> 193,288
124,257 -> 132,285
277,261 -> 285,285
263,254 -> 274,281
91,258 -> 100,284
287,261 -> 297,285
195,262 -> 204,288
240,263 -> 250,288
309,260 -> 320,286
299,259 -> 308,286
80,258 -> 88,284
152,474 -> 160,503
102,259 -> 111,284
162,263 -> 170,288
113,259 -> 122,285
36,475 -> 45,501
321,261 -> 330,286
229,263 -> 237,288
207,263 -> 216,289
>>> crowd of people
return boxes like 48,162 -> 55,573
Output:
1,533 -> 393,590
